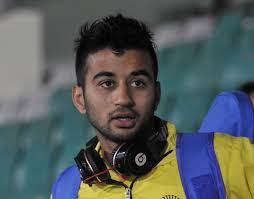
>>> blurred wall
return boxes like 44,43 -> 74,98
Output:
0,9 -> 43,99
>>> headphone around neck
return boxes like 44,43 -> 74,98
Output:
74,117 -> 168,185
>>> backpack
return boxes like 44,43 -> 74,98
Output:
52,133 -> 226,199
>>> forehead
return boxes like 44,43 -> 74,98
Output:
85,48 -> 154,78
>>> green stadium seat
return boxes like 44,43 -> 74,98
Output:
9,117 -> 56,199
215,9 -> 244,36
218,15 -> 254,90
49,86 -> 94,145
176,63 -> 217,93
50,113 -> 94,181
158,41 -> 203,96
48,86 -> 95,182
0,123 -> 19,197
176,8 -> 248,94
49,86 -> 74,114
156,94 -> 176,121
169,91 -> 214,132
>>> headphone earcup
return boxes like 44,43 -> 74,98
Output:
85,147 -> 108,177
75,147 -> 109,184
112,142 -> 152,176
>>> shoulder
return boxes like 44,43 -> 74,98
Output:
53,165 -> 80,185
214,132 -> 253,150
214,132 -> 254,163
214,132 -> 254,197
51,165 -> 81,199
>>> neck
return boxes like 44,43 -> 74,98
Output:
95,134 -> 118,167
96,133 -> 119,154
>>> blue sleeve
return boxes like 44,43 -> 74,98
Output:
199,90 -> 254,141
51,165 -> 81,199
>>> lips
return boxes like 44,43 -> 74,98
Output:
111,112 -> 137,128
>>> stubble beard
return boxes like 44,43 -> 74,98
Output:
84,106 -> 154,144
86,111 -> 143,143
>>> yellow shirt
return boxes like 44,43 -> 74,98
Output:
51,122 -> 254,199
214,132 -> 254,199
77,122 -> 185,199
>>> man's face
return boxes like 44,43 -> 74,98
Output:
73,48 -> 160,143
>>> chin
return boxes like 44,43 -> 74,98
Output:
114,129 -> 141,142
99,124 -> 144,143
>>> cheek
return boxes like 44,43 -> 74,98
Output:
134,91 -> 156,110
85,90 -> 111,116
86,87 -> 107,104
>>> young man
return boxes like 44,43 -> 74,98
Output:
51,14 -> 254,199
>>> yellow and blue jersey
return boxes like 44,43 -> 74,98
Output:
51,122 -> 254,199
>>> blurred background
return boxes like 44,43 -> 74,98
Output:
1,0 -> 254,198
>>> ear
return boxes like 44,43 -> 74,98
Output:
72,85 -> 86,114
154,81 -> 161,110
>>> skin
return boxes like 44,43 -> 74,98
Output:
72,48 -> 160,154
249,92 -> 254,106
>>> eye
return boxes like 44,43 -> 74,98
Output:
131,80 -> 145,88
100,80 -> 114,88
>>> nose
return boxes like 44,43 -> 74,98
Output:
114,83 -> 135,107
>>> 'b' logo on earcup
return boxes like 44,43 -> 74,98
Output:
135,153 -> 147,166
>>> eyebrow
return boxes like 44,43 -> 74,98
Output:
130,69 -> 152,81
92,69 -> 153,81
93,71 -> 115,80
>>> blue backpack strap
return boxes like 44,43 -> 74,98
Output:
176,133 -> 225,199
52,165 -> 81,199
